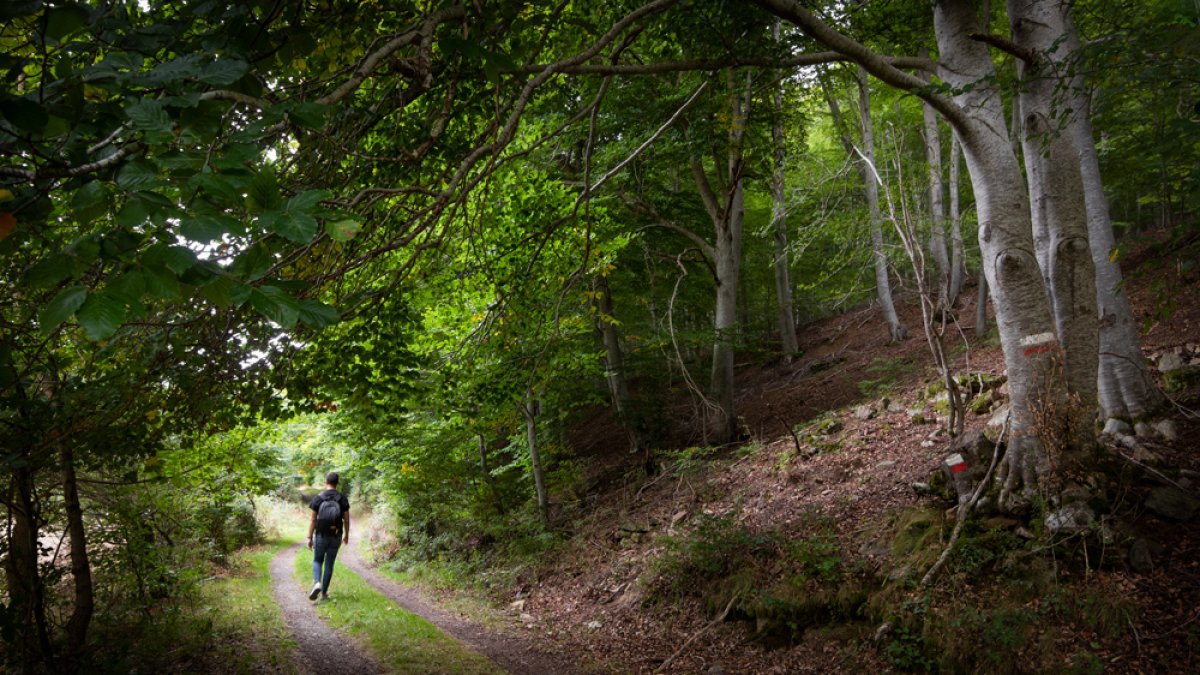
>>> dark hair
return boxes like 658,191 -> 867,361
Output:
325,472 -> 339,487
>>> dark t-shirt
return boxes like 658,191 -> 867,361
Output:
310,489 -> 350,537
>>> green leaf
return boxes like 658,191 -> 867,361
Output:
116,159 -> 159,190
180,214 -> 233,242
251,286 -> 300,328
45,6 -> 89,41
39,285 -> 87,334
71,181 -> 109,224
116,199 -> 150,229
106,270 -> 146,305
77,292 -> 125,340
198,58 -> 249,86
191,172 -> 243,203
199,276 -> 234,308
125,100 -> 172,133
287,102 -> 329,128
326,219 -> 360,242
297,299 -> 339,328
25,254 -> 76,287
286,189 -> 329,214
229,243 -> 272,280
264,210 -> 317,243
161,245 -> 197,274
142,268 -> 181,299
138,54 -> 203,86
0,97 -> 47,134
246,171 -> 281,211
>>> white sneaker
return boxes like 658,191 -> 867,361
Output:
308,582 -> 322,600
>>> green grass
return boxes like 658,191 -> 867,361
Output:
292,542 -> 503,674
194,536 -> 300,673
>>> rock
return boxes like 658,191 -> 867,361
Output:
519,613 -> 536,623
1045,502 -> 1095,534
941,431 -> 997,505
671,510 -> 688,525
815,417 -> 843,435
873,622 -> 893,643
707,666 -> 725,675
509,599 -> 527,612
920,440 -> 935,448
887,401 -> 907,413
1158,351 -> 1184,372
912,481 -> 932,495
984,404 -> 1010,440
876,460 -> 897,470
909,410 -> 930,425
854,404 -> 877,420
1102,418 -> 1133,436
1151,419 -> 1179,442
1134,421 -> 1155,438
1129,539 -> 1154,574
585,620 -> 602,630
1145,487 -> 1200,522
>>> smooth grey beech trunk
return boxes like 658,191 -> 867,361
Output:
948,133 -> 966,303
919,57 -> 951,310
824,69 -> 907,343
690,72 -> 750,443
857,67 -> 908,343
753,0 -> 1083,508
522,390 -> 549,526
770,23 -> 800,357
1010,0 -> 1100,454
1058,8 -> 1163,422
933,0 -> 1072,504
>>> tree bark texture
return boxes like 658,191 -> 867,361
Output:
61,443 -> 94,658
770,24 -> 800,357
1010,0 -> 1100,453
1058,6 -> 1163,422
595,274 -> 643,451
476,434 -> 506,516
919,57 -> 951,310
851,68 -> 907,343
5,468 -> 51,669
522,391 -> 549,526
948,132 -> 966,303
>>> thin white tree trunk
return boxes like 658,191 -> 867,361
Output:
948,133 -> 966,303
770,23 -> 800,357
523,390 -> 549,527
856,67 -> 907,342
919,54 -> 951,310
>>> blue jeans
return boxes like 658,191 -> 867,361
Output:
312,533 -> 341,593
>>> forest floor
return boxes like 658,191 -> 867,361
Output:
365,228 -> 1200,674
248,229 -> 1200,674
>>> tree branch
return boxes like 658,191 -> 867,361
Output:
518,52 -> 936,75
968,32 -> 1036,63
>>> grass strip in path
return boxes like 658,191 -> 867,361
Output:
292,543 -> 504,674
197,537 -> 301,673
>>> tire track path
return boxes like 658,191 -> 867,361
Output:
339,544 -> 588,675
269,542 -> 382,675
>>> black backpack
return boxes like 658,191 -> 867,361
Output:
316,491 -> 343,535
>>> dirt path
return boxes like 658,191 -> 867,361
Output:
339,545 -> 589,675
269,542 -> 382,675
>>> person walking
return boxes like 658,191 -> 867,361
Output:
307,472 -> 350,601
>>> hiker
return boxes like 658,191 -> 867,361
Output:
307,471 -> 350,601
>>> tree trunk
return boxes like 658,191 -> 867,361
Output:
825,69 -> 907,343
933,0 -> 1073,506
948,132 -> 966,303
476,433 -> 506,516
770,22 -> 800,358
919,54 -> 951,311
5,467 -> 52,670
61,443 -> 94,660
1059,8 -> 1164,423
522,390 -> 549,527
595,274 -> 643,451
1010,0 -> 1100,452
